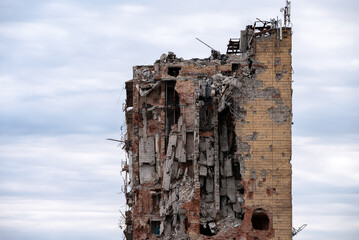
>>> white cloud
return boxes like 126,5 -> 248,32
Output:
293,136 -> 359,239
0,134 -> 126,239
293,136 -> 359,186
0,198 -> 121,231
0,22 -> 68,42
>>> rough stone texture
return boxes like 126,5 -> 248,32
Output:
124,23 -> 292,240
268,105 -> 291,124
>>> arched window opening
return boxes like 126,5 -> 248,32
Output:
251,209 -> 269,230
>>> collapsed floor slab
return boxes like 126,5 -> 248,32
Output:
123,18 -> 292,240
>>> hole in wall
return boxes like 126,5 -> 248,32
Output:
199,102 -> 214,131
165,81 -> 180,152
150,220 -> 161,235
252,209 -> 269,230
200,224 -> 215,236
221,70 -> 232,76
145,103 -> 154,120
167,67 -> 181,77
232,63 -> 239,72
126,81 -> 134,108
184,217 -> 189,231
152,193 -> 161,213
185,132 -> 194,160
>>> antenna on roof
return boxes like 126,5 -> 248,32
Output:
280,0 -> 291,28
196,37 -> 216,51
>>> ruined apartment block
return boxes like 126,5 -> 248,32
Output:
123,13 -> 292,240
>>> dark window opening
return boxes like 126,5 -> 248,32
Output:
252,209 -> 269,230
235,212 -> 244,219
167,67 -> 181,77
163,216 -> 173,235
218,107 -> 237,153
145,103 -> 154,120
200,176 -> 207,195
185,132 -> 194,160
184,216 -> 189,231
125,81 -> 133,108
248,58 -> 253,69
152,194 -> 161,213
233,162 -> 241,180
232,63 -> 239,72
135,191 -> 139,202
199,104 -> 214,131
150,221 -> 161,235
221,70 -> 231,76
200,224 -> 215,236
165,81 -> 180,152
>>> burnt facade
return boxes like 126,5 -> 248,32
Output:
123,19 -> 292,240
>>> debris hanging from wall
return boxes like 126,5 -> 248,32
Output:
122,7 -> 293,240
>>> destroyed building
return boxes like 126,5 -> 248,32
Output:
123,10 -> 292,240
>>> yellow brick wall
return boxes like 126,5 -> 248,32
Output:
237,30 -> 292,240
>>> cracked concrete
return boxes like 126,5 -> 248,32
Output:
123,18 -> 292,240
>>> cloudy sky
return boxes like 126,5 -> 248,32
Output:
0,0 -> 358,239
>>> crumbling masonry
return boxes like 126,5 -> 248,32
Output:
123,19 -> 292,240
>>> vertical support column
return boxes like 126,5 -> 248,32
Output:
155,133 -> 160,174
213,97 -> 220,212
132,68 -> 140,187
160,82 -> 167,178
193,82 -> 200,186
186,80 -> 201,239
